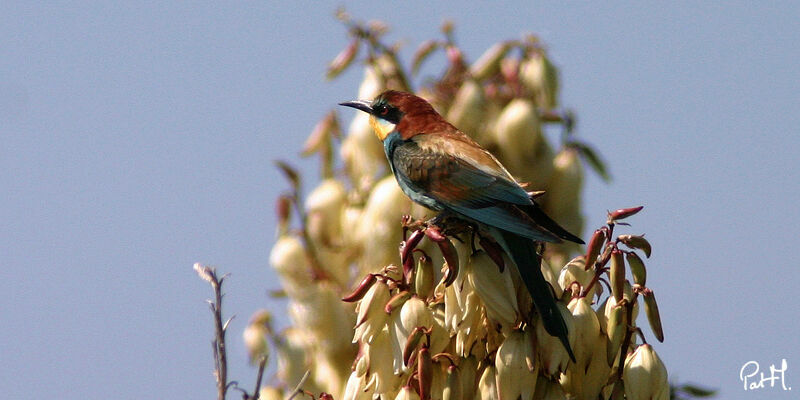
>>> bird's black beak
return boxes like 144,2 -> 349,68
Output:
338,100 -> 373,115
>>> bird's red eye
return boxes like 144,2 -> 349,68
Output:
379,106 -> 388,115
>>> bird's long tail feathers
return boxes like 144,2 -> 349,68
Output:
493,228 -> 576,362
522,204 -> 585,244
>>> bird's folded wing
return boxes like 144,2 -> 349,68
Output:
392,135 -> 560,242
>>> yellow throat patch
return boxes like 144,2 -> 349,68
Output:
369,115 -> 396,141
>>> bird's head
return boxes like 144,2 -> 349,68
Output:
339,90 -> 440,141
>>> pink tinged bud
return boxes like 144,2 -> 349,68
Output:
302,111 -> 337,156
275,161 -> 300,189
403,327 -> 425,367
402,229 -> 425,266
584,229 -> 607,270
401,229 -> 425,281
623,344 -> 669,400
469,41 -> 514,81
608,206 -> 644,223
626,252 -> 647,287
642,289 -> 665,342
327,39 -> 359,80
446,45 -> 464,67
276,195 -> 292,227
319,393 -> 333,400
342,274 -> 377,303
618,234 -> 652,258
500,57 -> 520,85
437,239 -> 460,287
412,40 -> 441,76
424,226 -> 447,242
418,347 -> 433,400
610,250 -> 625,303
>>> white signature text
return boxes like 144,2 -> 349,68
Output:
740,359 -> 791,391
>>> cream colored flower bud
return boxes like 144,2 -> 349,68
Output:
454,290 -> 483,357
544,148 -> 584,248
358,64 -> 381,100
341,110 -> 386,194
294,283 -> 354,353
375,53 -> 406,91
535,301 -> 575,377
275,328 -> 319,394
514,136 -> 555,194
364,330 -> 401,395
340,205 -> 363,248
269,234 -> 313,301
354,280 -> 391,344
495,329 -> 537,400
415,254 -> 435,299
356,176 -> 413,274
258,386 -> 283,400
305,178 -> 347,246
476,365 -> 498,400
470,41 -> 513,81
492,98 -> 541,168
443,364 -> 463,400
519,52 -> 559,108
583,333 -> 612,399
428,304 -> 451,356
458,356 -> 478,400
313,354 -> 350,398
623,344 -> 669,400
560,330 -> 610,400
468,251 -> 519,327
447,80 -> 488,142
567,297 -> 601,370
343,369 -> 373,400
533,378 -> 568,400
395,386 -> 421,400
389,296 -> 434,373
243,310 -> 271,364
557,256 -> 596,299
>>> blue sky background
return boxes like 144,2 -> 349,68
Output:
2,2 -> 799,399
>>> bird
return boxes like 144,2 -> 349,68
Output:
340,90 -> 584,361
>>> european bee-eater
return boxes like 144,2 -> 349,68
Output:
340,90 -> 584,360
